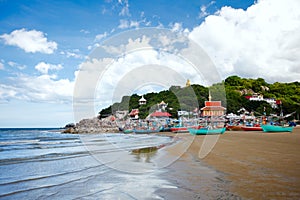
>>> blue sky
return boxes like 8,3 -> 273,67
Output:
0,0 -> 299,127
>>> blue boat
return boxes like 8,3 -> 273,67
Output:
133,128 -> 161,134
261,125 -> 294,132
188,127 -> 226,135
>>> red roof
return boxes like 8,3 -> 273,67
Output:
150,111 -> 171,117
129,109 -> 139,116
205,101 -> 222,107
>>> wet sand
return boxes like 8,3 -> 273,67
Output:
157,128 -> 300,199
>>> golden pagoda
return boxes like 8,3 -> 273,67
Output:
186,79 -> 191,87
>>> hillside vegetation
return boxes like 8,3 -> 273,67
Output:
99,76 -> 300,120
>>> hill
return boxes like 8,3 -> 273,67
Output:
99,76 -> 300,120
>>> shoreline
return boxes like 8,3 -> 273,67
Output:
156,129 -> 300,199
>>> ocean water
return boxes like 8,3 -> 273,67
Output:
0,128 -> 176,199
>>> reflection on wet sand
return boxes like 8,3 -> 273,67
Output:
132,146 -> 158,163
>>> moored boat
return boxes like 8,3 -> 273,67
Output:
241,126 -> 263,131
123,129 -> 134,134
133,127 -> 161,134
170,126 -> 188,133
226,125 -> 243,131
188,127 -> 226,135
261,125 -> 294,132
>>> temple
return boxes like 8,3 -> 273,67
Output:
201,91 -> 226,117
185,79 -> 191,87
139,95 -> 147,105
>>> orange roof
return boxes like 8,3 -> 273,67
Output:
205,101 -> 222,107
129,109 -> 139,116
150,111 -> 171,117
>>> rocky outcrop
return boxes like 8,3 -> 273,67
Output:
238,89 -> 254,95
63,116 -> 119,134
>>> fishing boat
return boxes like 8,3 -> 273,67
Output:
226,125 -> 243,131
241,125 -> 263,131
170,126 -> 188,133
123,129 -> 134,134
261,125 -> 294,132
171,125 -> 202,133
188,127 -> 226,135
133,127 -> 162,134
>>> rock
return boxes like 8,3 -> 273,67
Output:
65,116 -> 120,134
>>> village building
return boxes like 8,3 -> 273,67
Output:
129,109 -> 139,119
115,110 -> 128,119
201,92 -> 226,117
245,93 -> 278,108
148,111 -> 171,119
157,100 -> 168,111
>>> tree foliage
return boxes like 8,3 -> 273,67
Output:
99,76 -> 300,119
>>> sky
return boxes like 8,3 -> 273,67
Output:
0,0 -> 299,127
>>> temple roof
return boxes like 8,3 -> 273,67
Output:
129,109 -> 139,116
150,111 -> 171,117
158,101 -> 167,105
139,95 -> 146,102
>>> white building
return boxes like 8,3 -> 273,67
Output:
139,95 -> 147,105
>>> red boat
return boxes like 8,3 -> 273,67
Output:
226,125 -> 243,131
241,126 -> 263,131
171,125 -> 202,133
170,127 -> 188,133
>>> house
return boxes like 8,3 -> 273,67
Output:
129,109 -> 139,119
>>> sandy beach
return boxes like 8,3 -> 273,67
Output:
157,128 -> 300,199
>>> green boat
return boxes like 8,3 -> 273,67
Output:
261,125 -> 294,132
123,129 -> 134,134
188,127 -> 226,135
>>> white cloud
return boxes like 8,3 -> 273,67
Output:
118,19 -> 129,29
80,29 -> 90,34
170,22 -> 183,32
118,0 -> 130,16
0,62 -> 4,70
0,28 -> 57,54
118,19 -> 142,29
130,20 -> 139,28
189,0 -> 300,83
199,1 -> 215,18
75,33 -> 214,116
95,32 -> 108,41
0,74 -> 73,103
35,62 -> 63,74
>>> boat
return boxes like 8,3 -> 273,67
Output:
133,127 -> 162,134
123,129 -> 134,134
261,125 -> 294,132
188,127 -> 226,135
171,125 -> 202,133
226,125 -> 243,131
241,126 -> 263,131
170,126 -> 188,133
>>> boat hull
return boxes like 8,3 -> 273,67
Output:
226,125 -> 243,131
123,129 -> 134,134
133,129 -> 161,134
261,125 -> 294,132
188,127 -> 226,135
241,126 -> 263,131
170,127 -> 188,133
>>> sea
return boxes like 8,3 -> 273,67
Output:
0,128 -> 178,199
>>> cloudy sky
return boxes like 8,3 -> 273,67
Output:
0,0 -> 299,127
